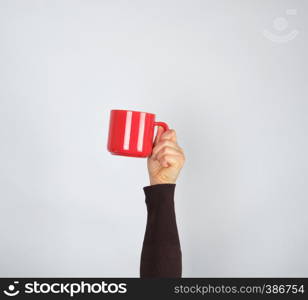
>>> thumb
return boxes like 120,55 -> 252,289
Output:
153,126 -> 165,146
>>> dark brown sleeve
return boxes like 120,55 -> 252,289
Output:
140,184 -> 182,278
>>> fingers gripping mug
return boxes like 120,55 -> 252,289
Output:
107,109 -> 169,157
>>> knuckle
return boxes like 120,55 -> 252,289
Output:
157,146 -> 168,156
162,146 -> 170,154
163,140 -> 172,147
161,153 -> 169,160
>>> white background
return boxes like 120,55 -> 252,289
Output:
0,0 -> 307,277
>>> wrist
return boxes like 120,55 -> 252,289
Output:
149,178 -> 176,185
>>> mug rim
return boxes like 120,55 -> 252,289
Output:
111,109 -> 155,116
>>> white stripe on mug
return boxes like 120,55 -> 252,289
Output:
123,111 -> 132,150
137,112 -> 146,152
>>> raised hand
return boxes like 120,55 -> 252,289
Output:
147,128 -> 185,185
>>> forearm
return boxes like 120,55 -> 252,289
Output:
140,184 -> 182,278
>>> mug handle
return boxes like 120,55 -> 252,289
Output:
154,121 -> 169,132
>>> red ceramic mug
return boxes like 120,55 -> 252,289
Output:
107,109 -> 169,157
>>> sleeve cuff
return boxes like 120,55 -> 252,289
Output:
143,184 -> 176,203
